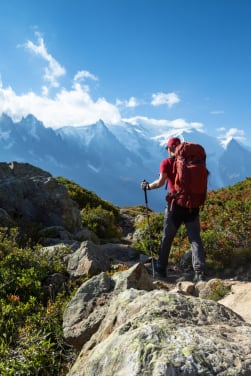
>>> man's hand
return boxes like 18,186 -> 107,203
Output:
141,180 -> 151,190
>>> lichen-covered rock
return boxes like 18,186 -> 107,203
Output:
63,263 -> 154,350
63,272 -> 114,350
67,288 -> 251,376
112,262 -> 154,291
67,241 -> 111,278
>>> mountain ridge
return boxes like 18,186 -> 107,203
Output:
0,113 -> 250,211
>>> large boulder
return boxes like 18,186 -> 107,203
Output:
0,162 -> 82,232
69,289 -> 251,376
65,264 -> 251,376
63,272 -> 114,350
67,241 -> 111,278
63,263 -> 154,350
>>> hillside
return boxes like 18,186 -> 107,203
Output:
0,168 -> 250,375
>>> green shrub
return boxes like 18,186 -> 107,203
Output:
81,205 -> 121,239
205,280 -> 230,301
133,211 -> 162,256
56,176 -> 119,216
0,228 -> 77,375
200,177 -> 251,271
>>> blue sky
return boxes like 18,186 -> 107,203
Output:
0,0 -> 251,147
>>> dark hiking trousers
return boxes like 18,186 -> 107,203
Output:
157,202 -> 205,273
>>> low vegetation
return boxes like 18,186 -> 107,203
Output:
0,228 -> 76,375
57,177 -> 121,240
0,177 -> 250,374
133,177 -> 251,275
56,177 -> 119,215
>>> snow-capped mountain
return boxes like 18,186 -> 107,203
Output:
0,113 -> 250,211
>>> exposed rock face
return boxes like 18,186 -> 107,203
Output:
40,240 -> 141,280
63,263 -> 153,350
0,162 -> 82,232
64,264 -> 251,375
67,241 -> 111,278
63,272 -> 114,351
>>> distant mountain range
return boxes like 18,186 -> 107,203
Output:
0,113 -> 250,211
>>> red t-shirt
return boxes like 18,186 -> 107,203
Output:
159,157 -> 176,193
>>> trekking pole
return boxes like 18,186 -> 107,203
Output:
143,180 -> 155,279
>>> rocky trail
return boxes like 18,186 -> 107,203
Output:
118,209 -> 251,324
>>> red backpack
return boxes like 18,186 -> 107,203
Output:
173,142 -> 208,209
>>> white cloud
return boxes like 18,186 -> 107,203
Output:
22,32 -> 66,90
0,32 -> 214,134
170,118 -> 204,131
126,97 -> 139,108
151,92 -> 180,108
217,127 -> 246,148
216,127 -> 226,132
116,96 -> 140,108
42,85 -> 49,97
74,70 -> 98,82
124,116 -> 204,132
0,32 -> 121,127
124,116 -> 171,126
0,83 -> 121,128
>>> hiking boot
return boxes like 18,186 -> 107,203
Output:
145,260 -> 167,279
193,272 -> 206,282
155,267 -> 167,279
145,260 -> 164,277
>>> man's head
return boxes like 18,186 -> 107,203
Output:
166,137 -> 181,148
166,137 -> 181,156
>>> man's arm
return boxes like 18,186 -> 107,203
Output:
141,172 -> 167,190
148,172 -> 167,189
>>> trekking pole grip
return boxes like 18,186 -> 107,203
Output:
143,180 -> 148,204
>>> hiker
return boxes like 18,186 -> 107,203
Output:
141,137 -> 206,282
